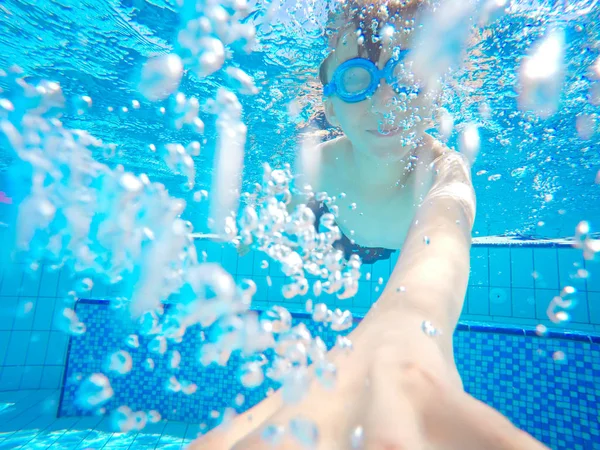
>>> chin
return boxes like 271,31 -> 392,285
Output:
367,143 -> 413,163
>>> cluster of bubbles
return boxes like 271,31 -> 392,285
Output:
1,70 -> 207,317
573,220 -> 600,260
0,0 -> 373,432
239,162 -> 362,300
110,406 -> 162,433
542,219 -> 598,329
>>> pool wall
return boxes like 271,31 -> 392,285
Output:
57,299 -> 599,449
0,238 -> 599,393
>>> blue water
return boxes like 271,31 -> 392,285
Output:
1,0 -> 599,237
1,0 -> 600,449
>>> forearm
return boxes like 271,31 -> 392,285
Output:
377,154 -> 475,330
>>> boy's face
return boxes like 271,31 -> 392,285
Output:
324,24 -> 434,161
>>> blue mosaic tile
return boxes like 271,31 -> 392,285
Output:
59,301 -> 600,450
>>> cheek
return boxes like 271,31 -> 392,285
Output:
332,99 -> 369,129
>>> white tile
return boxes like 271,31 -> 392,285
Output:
220,246 -> 238,274
20,269 -> 42,297
533,248 -> 559,290
237,252 -> 254,276
251,251 -> 270,276
588,291 -> 600,325
266,276 -> 284,303
371,282 -> 384,304
585,259 -> 600,292
11,298 -> 36,330
40,366 -> 63,390
160,421 -> 188,441
489,248 -> 510,288
534,288 -> 557,320
38,265 -> 60,297
0,331 -> 10,364
467,286 -> 489,315
557,248 -> 586,292
204,242 -> 223,264
469,248 -> 489,286
512,288 -> 536,319
0,297 -> 18,330
56,267 -> 75,298
252,276 -> 269,302
0,264 -> 24,297
44,332 -> 69,366
4,330 -> 31,366
510,247 -> 534,289
352,281 -> 372,308
0,366 -> 24,391
489,287 -> 511,316
370,258 -> 391,286
25,331 -> 50,366
32,297 -> 57,331
20,366 -> 44,390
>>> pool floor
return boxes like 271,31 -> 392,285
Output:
0,390 -> 198,449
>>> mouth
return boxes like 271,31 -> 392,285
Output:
367,128 -> 402,137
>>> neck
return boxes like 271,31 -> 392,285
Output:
350,137 -> 429,190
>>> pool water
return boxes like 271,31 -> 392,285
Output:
1,0 -> 600,449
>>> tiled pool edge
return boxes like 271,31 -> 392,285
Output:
76,298 -> 600,343
191,234 -> 586,248
55,300 -> 600,413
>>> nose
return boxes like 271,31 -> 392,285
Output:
370,80 -> 398,114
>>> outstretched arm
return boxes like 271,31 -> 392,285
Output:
372,147 -> 549,450
375,148 -> 476,335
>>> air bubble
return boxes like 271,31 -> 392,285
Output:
170,350 -> 182,369
138,54 -> 184,101
149,336 -> 168,355
518,29 -> 565,118
76,277 -> 93,292
132,411 -> 148,430
290,417 -> 319,448
330,309 -> 353,331
315,361 -> 337,390
125,334 -> 140,348
166,376 -> 182,392
235,394 -> 245,406
148,410 -> 161,423
105,350 -> 133,376
261,424 -> 285,446
111,406 -> 135,432
260,306 -> 292,333
421,320 -> 441,337
73,95 -> 92,115
225,67 -> 258,95
239,362 -> 264,388
552,350 -> 566,363
75,373 -> 114,411
350,425 -> 364,449
335,335 -> 353,353
144,358 -> 155,371
459,123 -> 480,164
312,303 -> 328,322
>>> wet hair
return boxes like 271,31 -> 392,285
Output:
319,0 -> 428,85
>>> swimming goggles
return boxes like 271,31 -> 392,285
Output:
323,50 -> 418,103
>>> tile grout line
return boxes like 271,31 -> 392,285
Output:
0,389 -> 59,444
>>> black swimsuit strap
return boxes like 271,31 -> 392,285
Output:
306,199 -> 394,264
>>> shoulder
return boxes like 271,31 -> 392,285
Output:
318,135 -> 351,160
299,135 -> 351,189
